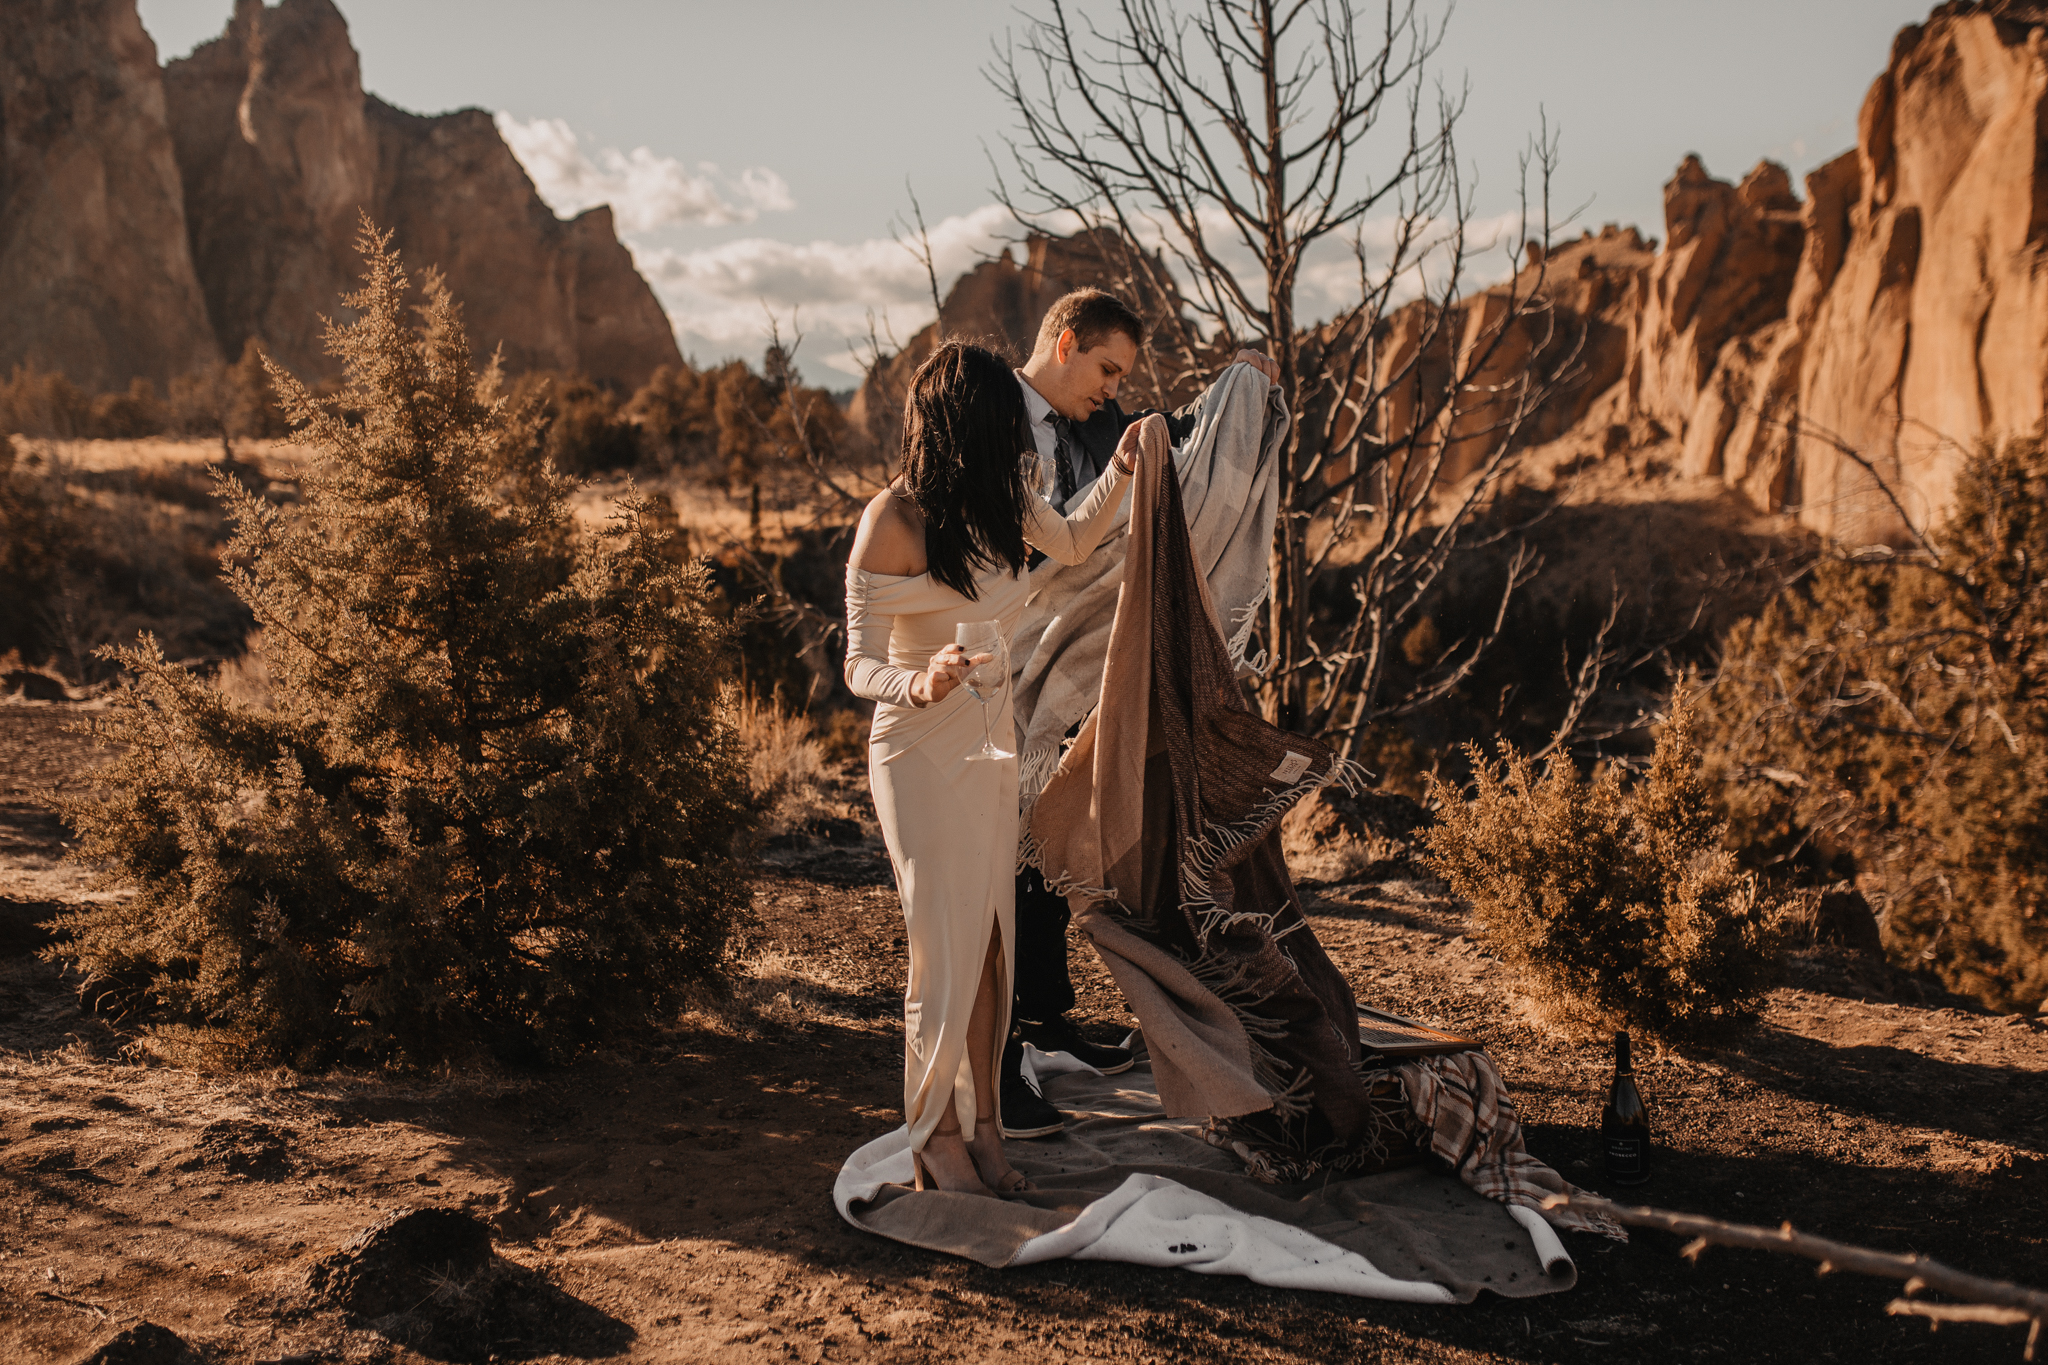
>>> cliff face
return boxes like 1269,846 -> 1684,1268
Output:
0,0 -> 218,389
1620,2 -> 2048,541
161,0 -> 371,379
0,0 -> 679,397
164,0 -> 681,389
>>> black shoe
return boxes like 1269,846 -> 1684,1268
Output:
1000,1035 -> 1064,1139
1016,1014 -> 1135,1075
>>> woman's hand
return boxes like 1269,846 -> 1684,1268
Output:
1112,421 -> 1144,476
911,644 -> 983,706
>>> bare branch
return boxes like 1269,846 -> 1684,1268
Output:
1544,1192 -> 2048,1358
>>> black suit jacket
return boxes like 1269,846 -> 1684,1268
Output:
1064,393 -> 1206,491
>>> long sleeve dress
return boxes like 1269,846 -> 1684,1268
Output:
844,462 -> 1134,1151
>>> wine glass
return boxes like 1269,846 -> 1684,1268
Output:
955,620 -> 1014,762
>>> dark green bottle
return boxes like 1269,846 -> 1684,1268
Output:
1601,1030 -> 1651,1185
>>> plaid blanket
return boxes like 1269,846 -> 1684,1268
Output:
1398,1052 -> 1626,1238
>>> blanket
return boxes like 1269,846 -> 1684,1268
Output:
1028,409 -> 1383,1171
833,1049 -> 1580,1301
1025,416 -> 1622,1238
1010,361 -> 1288,871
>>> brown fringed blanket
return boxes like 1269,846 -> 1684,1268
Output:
1029,415 -> 1620,1238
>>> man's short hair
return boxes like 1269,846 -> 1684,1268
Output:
1034,289 -> 1145,357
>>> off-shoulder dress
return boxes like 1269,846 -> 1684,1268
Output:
843,459 -> 1134,1152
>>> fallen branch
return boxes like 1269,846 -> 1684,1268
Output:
1543,1192 -> 2047,1359
32,1288 -> 110,1319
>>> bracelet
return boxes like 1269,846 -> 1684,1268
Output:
1114,452 -> 1135,476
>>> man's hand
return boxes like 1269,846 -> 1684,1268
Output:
1230,349 -> 1280,384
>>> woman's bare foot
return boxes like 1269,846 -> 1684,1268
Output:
914,1123 -> 994,1196
969,1117 -> 1034,1196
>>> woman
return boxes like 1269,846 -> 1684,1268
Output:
844,341 -> 1151,1196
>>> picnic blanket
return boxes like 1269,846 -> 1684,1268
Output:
833,1047 -> 1582,1302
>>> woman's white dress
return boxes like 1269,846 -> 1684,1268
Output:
844,464 -> 1132,1151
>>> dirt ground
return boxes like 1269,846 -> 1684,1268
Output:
2,696 -> 2044,1364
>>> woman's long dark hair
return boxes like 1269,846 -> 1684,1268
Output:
900,341 -> 1033,600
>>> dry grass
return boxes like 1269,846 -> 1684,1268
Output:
24,436 -> 317,472
1423,690 -> 1779,1043
683,946 -> 858,1036
213,631 -> 272,709
733,692 -> 846,842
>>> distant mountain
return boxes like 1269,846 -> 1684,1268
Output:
0,0 -> 680,393
0,0 -> 217,392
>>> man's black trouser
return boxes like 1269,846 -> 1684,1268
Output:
1012,867 -> 1075,1023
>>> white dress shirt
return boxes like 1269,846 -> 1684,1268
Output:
1017,371 -> 1090,506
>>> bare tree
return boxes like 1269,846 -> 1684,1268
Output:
895,181 -> 948,346
991,0 -> 1578,741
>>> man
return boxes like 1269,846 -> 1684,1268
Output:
1004,288 -> 1280,1137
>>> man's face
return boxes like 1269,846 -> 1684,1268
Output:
1044,329 -> 1139,421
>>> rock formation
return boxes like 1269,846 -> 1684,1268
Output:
848,227 -> 1206,437
164,0 -> 680,389
0,0 -> 679,398
1618,2 -> 2048,542
0,0 -> 219,390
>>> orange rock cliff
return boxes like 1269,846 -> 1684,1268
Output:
0,0 -> 680,392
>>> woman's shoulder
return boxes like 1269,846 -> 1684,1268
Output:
849,487 -> 926,577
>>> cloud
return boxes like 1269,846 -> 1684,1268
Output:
494,113 -> 794,233
630,204 -> 1021,376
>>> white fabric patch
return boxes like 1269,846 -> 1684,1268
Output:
1269,751 -> 1312,784
1507,1203 -> 1576,1278
1011,1173 -> 1457,1302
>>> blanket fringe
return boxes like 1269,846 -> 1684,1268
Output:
1179,755 -> 1373,944
1097,908 -> 1302,1105
1014,739 -> 1071,875
1224,575 -> 1271,677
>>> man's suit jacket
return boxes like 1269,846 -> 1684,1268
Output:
1063,394 -> 1205,496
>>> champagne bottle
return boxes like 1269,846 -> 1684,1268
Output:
1601,1030 -> 1651,1185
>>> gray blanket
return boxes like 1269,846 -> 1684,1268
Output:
833,1049 -> 1580,1301
1010,362 -> 1288,867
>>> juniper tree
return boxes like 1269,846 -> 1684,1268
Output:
52,225 -> 755,1067
1703,437 -> 2048,1013
1423,689 -> 1775,1041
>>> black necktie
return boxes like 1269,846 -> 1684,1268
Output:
1050,414 -> 1078,507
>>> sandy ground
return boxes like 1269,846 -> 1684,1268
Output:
2,697 -> 2044,1364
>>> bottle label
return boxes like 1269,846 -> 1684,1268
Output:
1606,1138 -> 1645,1179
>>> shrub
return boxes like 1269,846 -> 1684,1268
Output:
51,224 -> 757,1067
89,379 -> 168,439
0,439 -> 75,658
169,339 -> 289,451
1701,437 -> 2048,1013
1423,689 -> 1776,1040
0,443 -> 251,678
626,364 -> 718,472
0,364 -> 92,438
508,371 -> 642,476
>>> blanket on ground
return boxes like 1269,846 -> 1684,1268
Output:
833,1049 -> 1581,1302
1010,362 -> 1287,872
1026,420 -> 1621,1238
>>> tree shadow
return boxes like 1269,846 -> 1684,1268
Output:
1721,1023 -> 2047,1152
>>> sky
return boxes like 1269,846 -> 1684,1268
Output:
135,0 -> 1937,386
